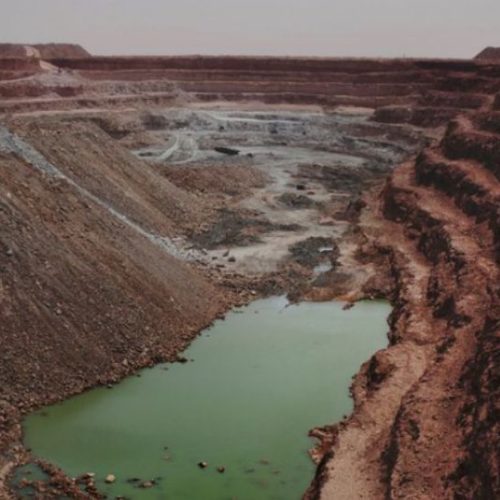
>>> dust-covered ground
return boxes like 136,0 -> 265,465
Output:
130,104 -> 425,286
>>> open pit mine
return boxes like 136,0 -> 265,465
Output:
0,44 -> 499,499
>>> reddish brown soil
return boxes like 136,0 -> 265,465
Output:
163,164 -> 268,197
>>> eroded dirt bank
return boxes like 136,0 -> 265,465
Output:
306,101 -> 500,500
0,53 -> 499,499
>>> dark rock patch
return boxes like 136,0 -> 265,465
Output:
289,237 -> 339,268
214,146 -> 240,156
278,192 -> 315,209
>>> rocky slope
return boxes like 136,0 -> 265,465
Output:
0,117 -> 239,498
306,90 -> 500,500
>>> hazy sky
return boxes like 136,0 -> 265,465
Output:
1,0 -> 499,58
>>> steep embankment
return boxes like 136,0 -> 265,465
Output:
12,118 -> 213,235
307,95 -> 499,500
0,121 -> 233,496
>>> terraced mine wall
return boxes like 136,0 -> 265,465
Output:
306,87 -> 500,500
48,56 -> 482,72
0,54 -> 499,498
1,55 -> 499,114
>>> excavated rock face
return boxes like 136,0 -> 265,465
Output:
306,69 -> 500,500
0,146 -> 225,413
1,54 -> 499,113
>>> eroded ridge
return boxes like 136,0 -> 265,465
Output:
307,89 -> 500,500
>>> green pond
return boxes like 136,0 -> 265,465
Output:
23,297 -> 390,500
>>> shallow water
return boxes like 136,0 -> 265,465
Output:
24,297 -> 390,500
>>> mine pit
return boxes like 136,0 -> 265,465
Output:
12,103 -> 416,498
1,49 -> 499,500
